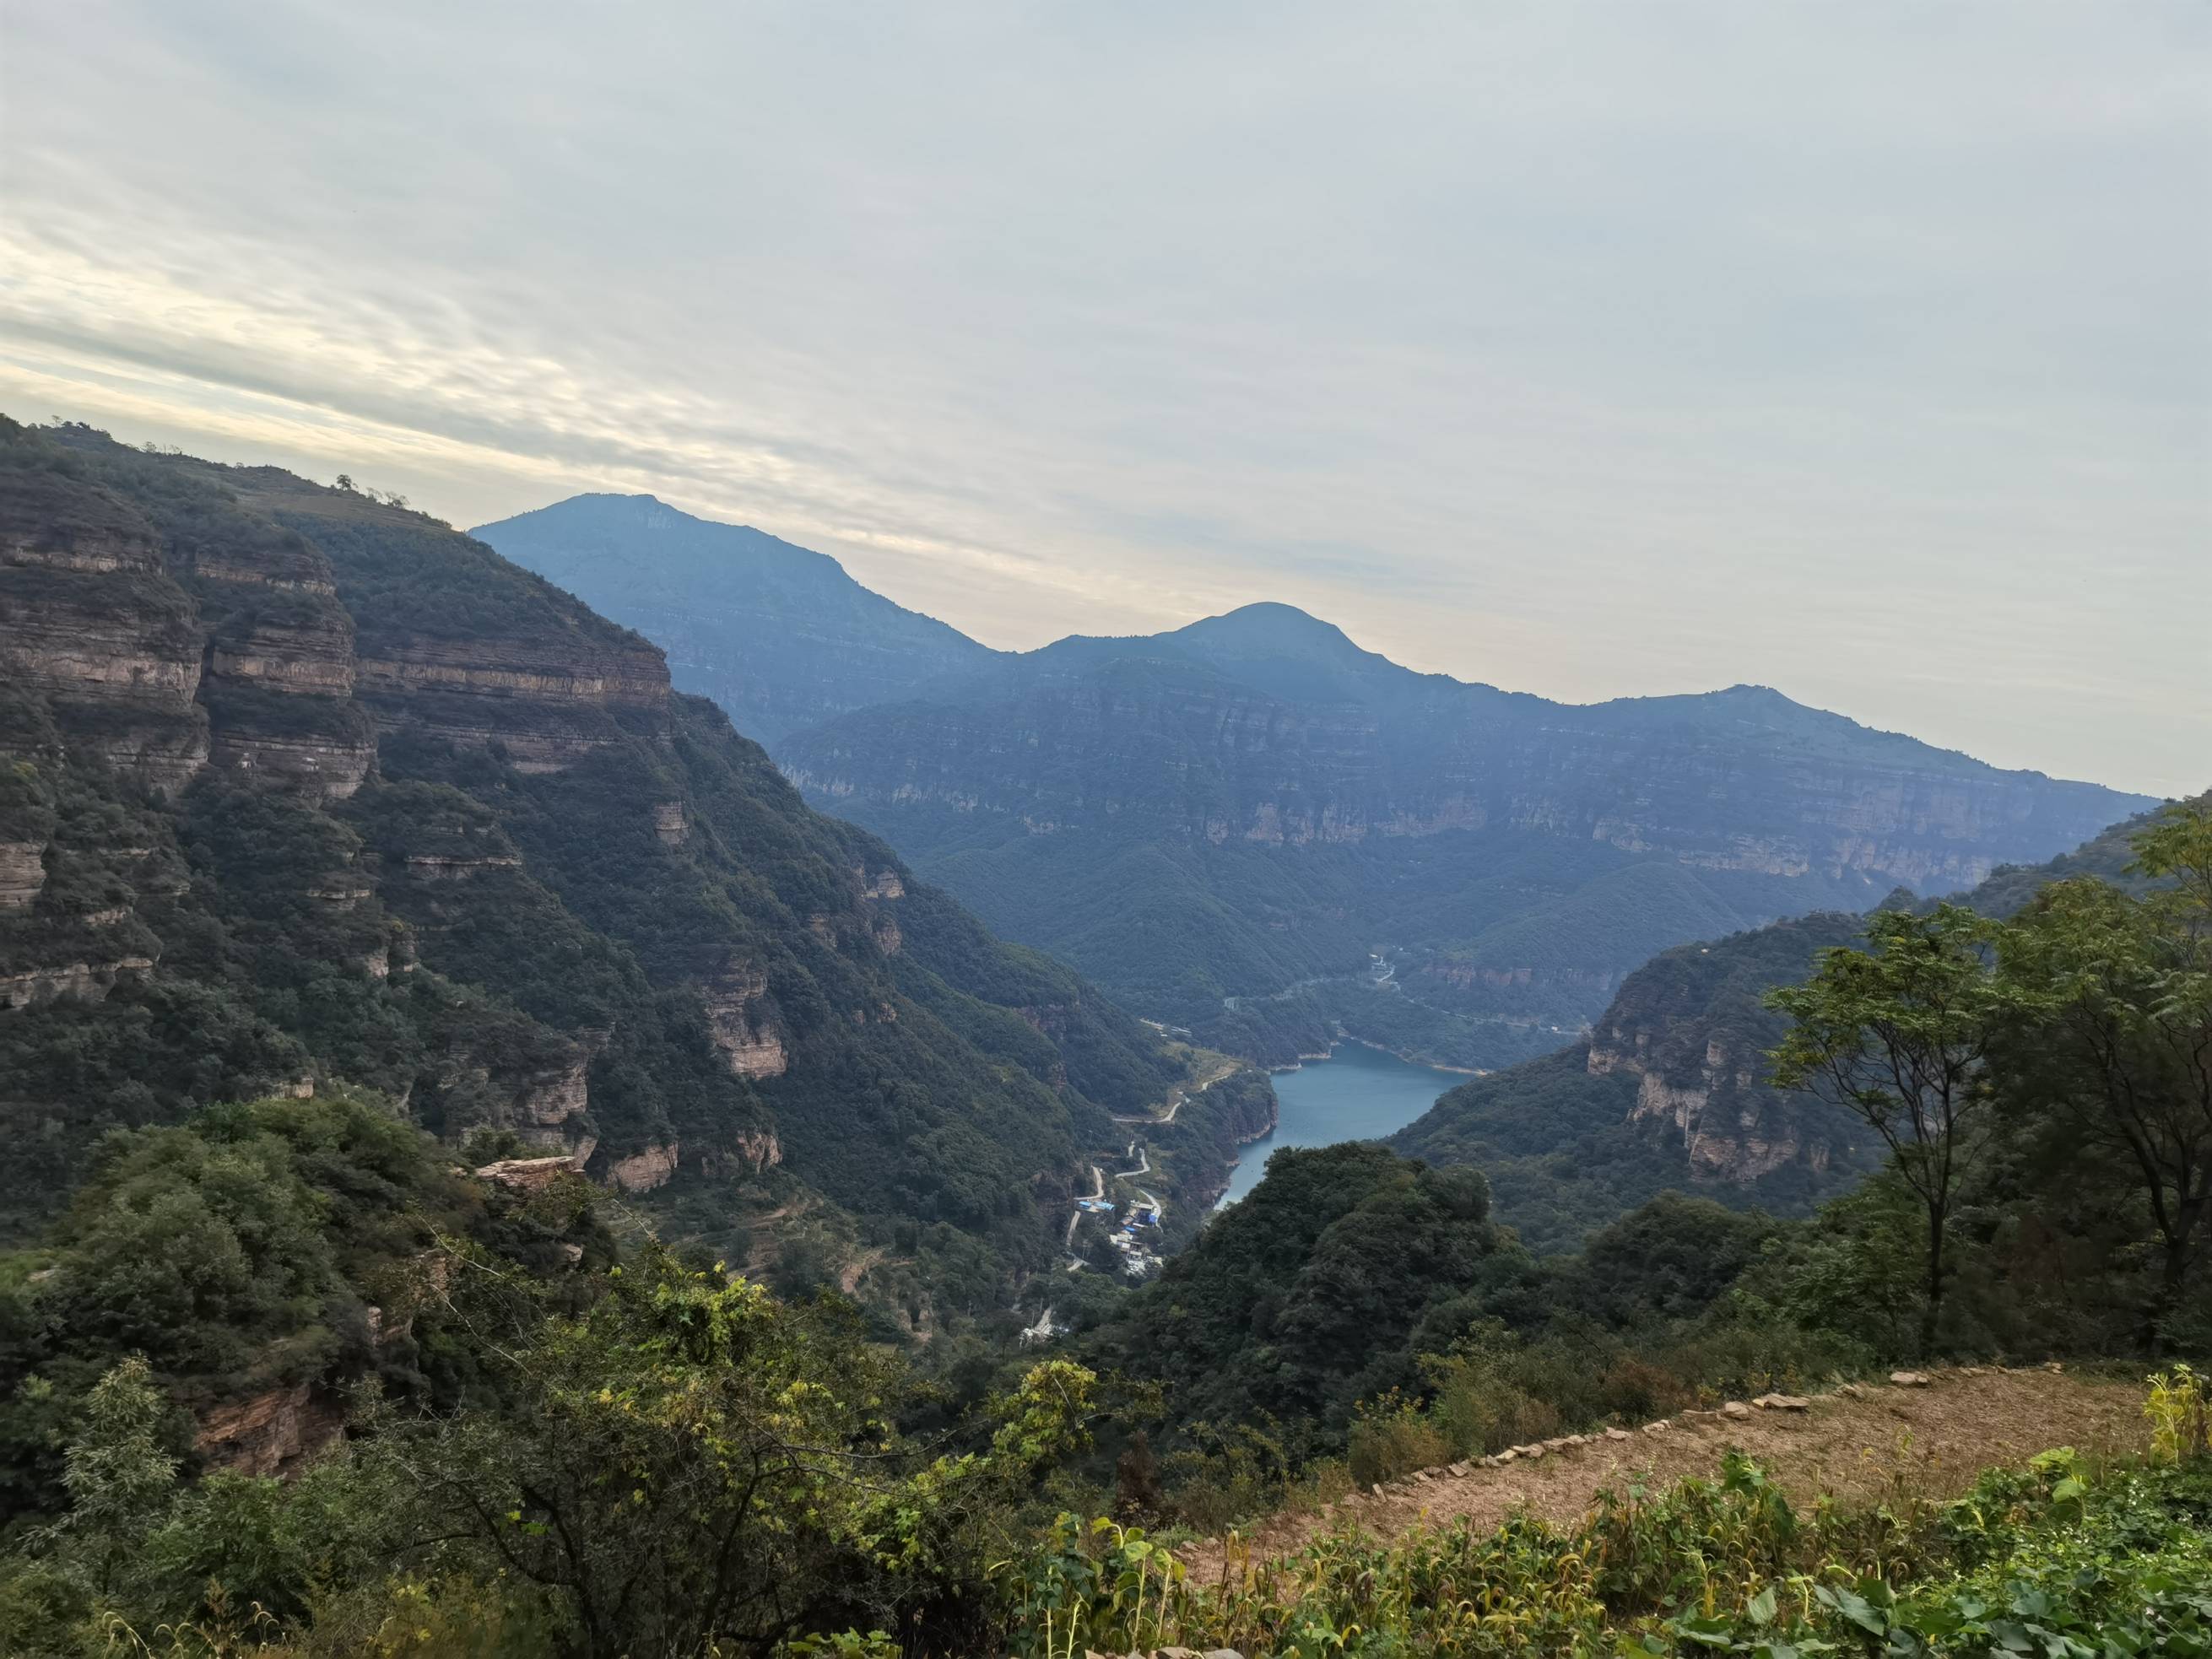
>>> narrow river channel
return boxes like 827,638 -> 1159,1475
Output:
1214,1043 -> 1464,1208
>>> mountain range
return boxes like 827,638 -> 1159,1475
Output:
476,494 -> 2156,1072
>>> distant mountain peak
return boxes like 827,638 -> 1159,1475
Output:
471,494 -> 998,748
1175,602 -> 1365,657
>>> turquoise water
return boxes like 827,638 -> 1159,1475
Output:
1214,1043 -> 1463,1208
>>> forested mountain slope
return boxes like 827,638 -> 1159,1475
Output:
1390,795 -> 2197,1251
0,419 -> 1185,1325
775,600 -> 2151,1066
471,493 -> 1003,747
458,499 -> 2150,1072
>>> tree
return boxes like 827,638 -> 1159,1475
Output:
333,473 -> 354,491
1112,1429 -> 1165,1521
1994,806 -> 2212,1348
1766,905 -> 1999,1356
374,1246 -> 1091,1656
52,1358 -> 180,1594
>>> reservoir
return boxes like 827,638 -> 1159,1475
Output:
1214,1043 -> 1464,1208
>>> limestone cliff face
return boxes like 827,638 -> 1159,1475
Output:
1420,961 -> 1617,995
778,610 -> 2149,1060
0,951 -> 157,1011
702,962 -> 789,1078
177,505 -> 375,800
195,1381 -> 344,1479
430,1042 -> 597,1161
0,841 -> 43,911
606,1140 -> 680,1192
693,1129 -> 782,1179
0,473 -> 210,791
341,574 -> 670,774
190,487 -> 679,778
785,666 -> 2144,893
0,448 -> 387,802
1592,1032 -> 1829,1182
1572,911 -> 1873,1184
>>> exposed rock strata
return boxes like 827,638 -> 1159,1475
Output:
1,954 -> 155,1011
194,1381 -> 344,1479
606,1141 -> 679,1192
0,841 -> 44,911
476,1154 -> 587,1193
702,963 -> 788,1078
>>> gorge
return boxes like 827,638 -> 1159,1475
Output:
479,494 -> 2153,1082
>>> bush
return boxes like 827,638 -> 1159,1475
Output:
1348,1392 -> 1456,1486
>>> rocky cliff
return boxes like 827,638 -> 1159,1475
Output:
0,421 -> 1187,1318
781,612 -> 2144,887
1388,795 -> 2196,1241
1570,911 -> 1872,1183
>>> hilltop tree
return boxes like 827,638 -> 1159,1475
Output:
1766,905 -> 2000,1355
1993,804 -> 2212,1348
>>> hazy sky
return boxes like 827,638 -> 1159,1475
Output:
3,4 -> 2205,795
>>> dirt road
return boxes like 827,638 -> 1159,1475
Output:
1179,1365 -> 2150,1586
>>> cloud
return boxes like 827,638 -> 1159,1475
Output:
2,1 -> 2205,794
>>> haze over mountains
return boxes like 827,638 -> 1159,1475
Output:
479,494 -> 2155,1071
473,494 -> 1003,746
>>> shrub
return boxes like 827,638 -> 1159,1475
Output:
1347,1392 -> 1455,1486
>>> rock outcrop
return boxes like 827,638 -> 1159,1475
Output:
606,1141 -> 679,1192
1572,912 -> 1871,1182
349,627 -> 668,774
0,434 -> 385,802
0,840 -> 44,911
0,471 -> 210,790
0,952 -> 156,1010
701,962 -> 788,1078
194,1381 -> 344,1479
476,1154 -> 585,1192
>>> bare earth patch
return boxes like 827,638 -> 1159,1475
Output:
1178,1366 -> 2150,1589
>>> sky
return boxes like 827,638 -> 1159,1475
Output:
2,3 -> 2206,797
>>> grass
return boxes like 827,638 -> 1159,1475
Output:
997,1369 -> 2211,1658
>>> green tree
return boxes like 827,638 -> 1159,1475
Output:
1766,906 -> 1999,1355
370,1247 -> 1090,1657
51,1358 -> 179,1595
1994,807 -> 2212,1347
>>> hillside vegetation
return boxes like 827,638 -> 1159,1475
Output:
771,601 -> 2150,1068
1390,798 -> 2198,1250
0,419 -> 1200,1338
468,496 -> 2155,1074
3,430 -> 2204,1658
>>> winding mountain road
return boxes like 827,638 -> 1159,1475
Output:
1111,1054 -> 1241,1126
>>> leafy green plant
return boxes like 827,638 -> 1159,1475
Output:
2148,1362 -> 2210,1465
